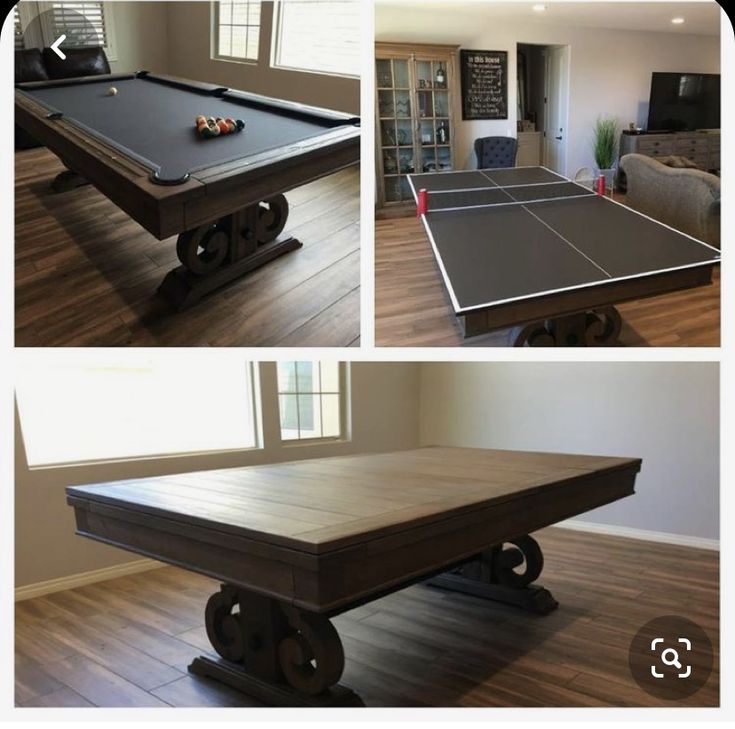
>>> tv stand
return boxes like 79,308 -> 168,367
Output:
618,129 -> 720,190
623,129 -> 677,135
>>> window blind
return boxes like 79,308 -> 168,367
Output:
50,1 -> 108,47
14,6 -> 24,50
272,0 -> 360,78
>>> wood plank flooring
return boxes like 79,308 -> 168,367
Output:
375,211 -> 720,347
15,528 -> 719,707
15,149 -> 360,347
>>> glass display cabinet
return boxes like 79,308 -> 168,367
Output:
375,43 -> 458,209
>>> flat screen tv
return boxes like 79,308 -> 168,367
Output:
647,72 -> 720,131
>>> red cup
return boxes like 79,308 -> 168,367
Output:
417,189 -> 428,216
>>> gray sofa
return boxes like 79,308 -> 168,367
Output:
619,153 -> 720,248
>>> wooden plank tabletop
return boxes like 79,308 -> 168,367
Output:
67,447 -> 641,555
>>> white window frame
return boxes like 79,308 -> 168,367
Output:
210,0 -> 261,66
16,357 -> 356,475
14,359 -> 359,529
276,362 -> 350,446
269,0 -> 360,80
18,1 -> 118,61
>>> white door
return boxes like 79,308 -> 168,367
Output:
543,45 -> 570,174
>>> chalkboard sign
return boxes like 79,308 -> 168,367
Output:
460,49 -> 508,120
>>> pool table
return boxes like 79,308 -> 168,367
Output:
15,71 -> 360,309
66,446 -> 641,706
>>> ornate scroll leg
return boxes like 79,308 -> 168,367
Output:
511,307 -> 623,347
427,535 -> 559,615
158,194 -> 303,310
188,584 -> 364,707
509,321 -> 558,347
583,306 -> 622,346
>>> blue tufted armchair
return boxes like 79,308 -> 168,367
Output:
474,136 -> 518,169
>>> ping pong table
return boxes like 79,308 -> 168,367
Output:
408,166 -> 720,346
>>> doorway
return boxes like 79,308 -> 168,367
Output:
517,43 -> 570,175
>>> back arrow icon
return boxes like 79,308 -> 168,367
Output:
50,34 -> 66,60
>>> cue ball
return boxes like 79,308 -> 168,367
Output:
107,87 -> 118,96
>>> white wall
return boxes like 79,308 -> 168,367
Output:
15,362 -> 421,588
106,1 -> 169,73
419,362 -> 719,541
375,6 -> 720,172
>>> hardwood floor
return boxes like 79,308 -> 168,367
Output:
375,211 -> 720,347
15,149 -> 360,347
15,528 -> 719,708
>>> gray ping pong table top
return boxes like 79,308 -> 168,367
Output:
407,166 -> 720,314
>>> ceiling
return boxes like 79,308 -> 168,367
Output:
375,1 -> 722,37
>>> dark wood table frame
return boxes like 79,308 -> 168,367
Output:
464,266 -> 714,346
15,73 -> 360,310
66,447 -> 641,706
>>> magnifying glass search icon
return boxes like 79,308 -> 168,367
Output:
661,648 -> 682,669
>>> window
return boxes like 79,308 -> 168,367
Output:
14,6 -> 24,50
16,354 -> 258,466
212,0 -> 262,62
277,361 -> 344,441
271,0 -> 360,78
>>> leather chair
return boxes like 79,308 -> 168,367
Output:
15,49 -> 48,149
15,46 -> 111,149
42,46 -> 111,80
474,136 -> 518,169
15,48 -> 49,84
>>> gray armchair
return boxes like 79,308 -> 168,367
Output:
619,154 -> 720,248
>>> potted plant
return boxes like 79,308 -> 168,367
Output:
592,116 -> 619,191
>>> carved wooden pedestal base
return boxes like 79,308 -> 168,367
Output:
188,584 -> 363,707
191,536 -> 558,705
159,195 -> 301,310
189,656 -> 363,707
509,307 -> 622,347
427,535 -> 559,615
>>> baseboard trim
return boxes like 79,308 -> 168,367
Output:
557,519 -> 719,551
15,558 -> 164,602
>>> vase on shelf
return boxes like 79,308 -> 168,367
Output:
436,121 -> 449,144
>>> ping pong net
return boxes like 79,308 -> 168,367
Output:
415,179 -> 596,216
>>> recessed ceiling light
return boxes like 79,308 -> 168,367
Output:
533,4 -> 547,12
671,17 -> 685,24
